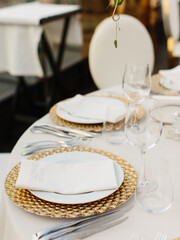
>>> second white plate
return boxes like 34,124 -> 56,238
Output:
56,96 -> 127,124
152,104 -> 180,124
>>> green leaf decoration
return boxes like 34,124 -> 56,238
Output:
114,40 -> 117,48
114,0 -> 124,6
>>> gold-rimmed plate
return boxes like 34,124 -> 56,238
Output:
49,96 -> 144,132
5,147 -> 137,218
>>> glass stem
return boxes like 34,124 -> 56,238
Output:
140,149 -> 148,186
134,103 -> 138,124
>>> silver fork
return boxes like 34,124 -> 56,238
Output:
22,138 -> 77,148
22,137 -> 91,156
155,233 -> 167,240
129,232 -> 143,240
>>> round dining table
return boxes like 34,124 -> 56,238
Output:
0,88 -> 180,240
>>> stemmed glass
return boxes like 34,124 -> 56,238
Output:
122,63 -> 151,129
122,63 -> 151,104
125,98 -> 171,213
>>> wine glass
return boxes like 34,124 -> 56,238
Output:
122,63 -> 151,104
125,98 -> 171,213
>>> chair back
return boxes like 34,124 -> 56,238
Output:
88,14 -> 154,89
161,0 -> 180,41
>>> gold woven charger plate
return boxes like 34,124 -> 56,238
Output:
5,147 -> 137,218
49,96 -> 144,132
151,74 -> 180,96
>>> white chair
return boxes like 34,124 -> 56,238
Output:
161,0 -> 180,58
0,153 -> 10,200
88,14 -> 154,89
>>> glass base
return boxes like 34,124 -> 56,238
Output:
105,134 -> 127,145
135,190 -> 172,214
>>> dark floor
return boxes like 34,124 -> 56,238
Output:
0,8 -> 179,153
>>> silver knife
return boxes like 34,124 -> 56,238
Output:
30,126 -> 72,139
37,124 -> 95,138
32,209 -> 119,240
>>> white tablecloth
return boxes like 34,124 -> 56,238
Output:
0,2 -> 82,77
0,88 -> 180,240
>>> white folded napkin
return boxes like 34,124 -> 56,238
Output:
57,94 -> 126,123
16,159 -> 118,195
159,66 -> 180,91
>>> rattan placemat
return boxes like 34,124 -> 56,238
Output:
49,96 -> 144,132
151,74 -> 180,96
5,147 -> 137,218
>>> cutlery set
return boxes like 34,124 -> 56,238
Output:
22,139 -> 75,156
22,137 -> 91,156
32,209 -> 128,240
23,124 -> 94,155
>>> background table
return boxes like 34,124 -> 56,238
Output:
0,89 -> 180,240
0,1 -> 82,111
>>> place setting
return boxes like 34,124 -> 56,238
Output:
24,93 -> 132,156
5,147 -> 137,217
24,85 -> 147,156
49,93 -> 130,132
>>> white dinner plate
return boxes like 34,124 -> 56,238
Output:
30,151 -> 124,204
160,78 -> 180,92
152,104 -> 180,124
56,96 -> 127,124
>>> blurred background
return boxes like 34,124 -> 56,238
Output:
0,0 -> 178,152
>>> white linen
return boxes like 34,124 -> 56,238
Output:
57,94 -> 127,123
1,91 -> 180,240
0,25 -> 43,77
0,2 -> 80,26
159,65 -> 180,91
16,159 -> 118,194
0,2 -> 81,77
